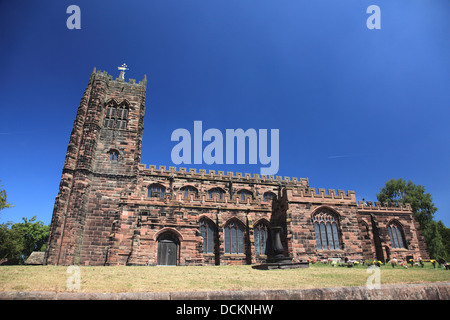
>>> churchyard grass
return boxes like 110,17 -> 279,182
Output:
0,263 -> 448,293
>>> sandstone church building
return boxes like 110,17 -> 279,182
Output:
44,68 -> 428,266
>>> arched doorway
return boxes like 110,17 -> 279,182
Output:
157,232 -> 179,266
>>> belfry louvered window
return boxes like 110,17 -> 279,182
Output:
104,102 -> 129,129
313,211 -> 341,251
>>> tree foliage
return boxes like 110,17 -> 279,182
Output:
377,178 -> 449,260
0,222 -> 23,264
0,216 -> 49,265
424,220 -> 447,260
0,180 -> 13,214
435,220 -> 450,261
377,178 -> 437,228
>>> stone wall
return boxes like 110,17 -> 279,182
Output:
44,69 -> 146,266
1,282 -> 449,300
357,202 -> 429,262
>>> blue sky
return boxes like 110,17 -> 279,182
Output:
0,0 -> 449,227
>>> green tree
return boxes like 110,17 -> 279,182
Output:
436,220 -> 450,261
0,180 -> 13,214
424,220 -> 447,260
0,222 -> 23,264
0,216 -> 49,264
377,178 -> 444,259
377,178 -> 437,228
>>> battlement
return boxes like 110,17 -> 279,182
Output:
357,200 -> 412,212
91,67 -> 147,86
290,187 -> 356,202
137,163 -> 309,186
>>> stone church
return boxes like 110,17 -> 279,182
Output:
43,68 -> 428,266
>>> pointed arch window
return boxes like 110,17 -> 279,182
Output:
314,222 -> 322,250
388,222 -> 406,249
104,102 -> 129,129
320,222 -> 328,249
331,223 -> 340,250
200,218 -> 215,254
224,220 -> 245,254
313,210 -> 341,251
148,183 -> 165,199
254,221 -> 268,256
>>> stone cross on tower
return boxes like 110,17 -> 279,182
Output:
118,63 -> 129,80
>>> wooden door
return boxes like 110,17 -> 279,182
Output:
157,239 -> 177,266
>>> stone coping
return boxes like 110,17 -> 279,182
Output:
0,282 -> 448,300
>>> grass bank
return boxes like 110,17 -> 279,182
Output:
0,263 -> 448,293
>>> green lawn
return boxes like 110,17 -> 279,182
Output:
0,263 -> 448,293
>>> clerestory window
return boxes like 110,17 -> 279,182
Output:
148,183 -> 165,199
237,189 -> 253,201
263,191 -> 276,202
208,187 -> 224,200
180,186 -> 198,199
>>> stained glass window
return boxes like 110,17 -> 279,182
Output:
313,211 -> 341,251
388,222 -> 406,249
224,220 -> 245,254
254,222 -> 268,255
200,218 -> 215,254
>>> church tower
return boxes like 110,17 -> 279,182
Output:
44,67 -> 147,265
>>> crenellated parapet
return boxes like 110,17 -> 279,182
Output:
91,67 -> 147,87
357,201 -> 412,212
288,186 -> 356,203
137,164 -> 309,186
